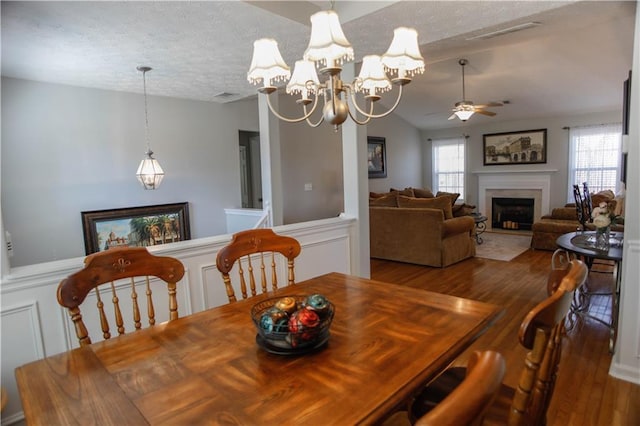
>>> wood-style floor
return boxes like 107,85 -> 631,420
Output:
370,246 -> 640,426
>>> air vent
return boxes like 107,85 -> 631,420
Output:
466,22 -> 541,41
213,92 -> 236,99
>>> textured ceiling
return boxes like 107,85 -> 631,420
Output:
1,1 -> 636,130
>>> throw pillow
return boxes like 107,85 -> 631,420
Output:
370,192 -> 398,207
390,187 -> 415,197
369,191 -> 388,199
452,203 -> 476,217
435,191 -> 460,206
412,187 -> 435,198
397,195 -> 453,219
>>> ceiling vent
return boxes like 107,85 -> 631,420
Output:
466,22 -> 541,41
213,92 -> 236,100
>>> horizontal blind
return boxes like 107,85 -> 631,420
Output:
432,137 -> 465,200
568,123 -> 622,201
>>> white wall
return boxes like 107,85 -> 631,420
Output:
1,77 -> 258,266
367,111 -> 423,193
421,109 -> 623,212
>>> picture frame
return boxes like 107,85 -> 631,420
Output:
483,129 -> 547,166
81,202 -> 191,254
367,136 -> 387,178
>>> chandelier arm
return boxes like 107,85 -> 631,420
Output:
303,102 -> 325,127
264,92 -> 320,123
345,94 -> 373,125
347,84 -> 404,119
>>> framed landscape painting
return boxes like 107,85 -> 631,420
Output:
483,129 -> 547,165
368,136 -> 387,178
81,202 -> 190,254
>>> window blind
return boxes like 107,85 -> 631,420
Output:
432,136 -> 465,200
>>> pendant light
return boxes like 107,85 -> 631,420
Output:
136,66 -> 164,190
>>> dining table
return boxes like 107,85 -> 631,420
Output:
15,272 -> 503,425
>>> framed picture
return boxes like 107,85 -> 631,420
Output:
367,136 -> 387,178
81,202 -> 190,254
483,129 -> 547,166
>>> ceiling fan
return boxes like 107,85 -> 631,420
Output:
449,59 -> 502,122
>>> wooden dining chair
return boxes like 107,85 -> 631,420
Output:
413,351 -> 506,426
57,247 -> 185,346
216,228 -> 301,303
410,259 -> 588,426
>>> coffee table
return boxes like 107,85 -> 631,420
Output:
556,231 -> 623,352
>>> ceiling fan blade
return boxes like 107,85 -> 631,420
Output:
474,102 -> 503,108
475,109 -> 497,117
448,113 -> 457,120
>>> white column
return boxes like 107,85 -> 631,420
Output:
258,94 -> 283,226
341,63 -> 370,278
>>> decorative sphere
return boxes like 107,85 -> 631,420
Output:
323,100 -> 348,125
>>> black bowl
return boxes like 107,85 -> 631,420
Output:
251,295 -> 334,352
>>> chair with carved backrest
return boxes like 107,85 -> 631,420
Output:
573,184 -> 588,230
409,259 -> 588,426
57,247 -> 185,346
215,228 -> 302,303
582,182 -> 593,221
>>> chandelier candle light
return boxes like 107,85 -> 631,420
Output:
247,8 -> 424,131
136,66 -> 164,190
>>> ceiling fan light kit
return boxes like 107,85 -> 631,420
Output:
449,59 -> 502,122
247,9 -> 424,131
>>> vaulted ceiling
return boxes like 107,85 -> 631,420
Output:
1,1 -> 636,130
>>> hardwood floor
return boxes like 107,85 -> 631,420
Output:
370,248 -> 639,426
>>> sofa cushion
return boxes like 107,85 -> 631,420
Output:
436,191 -> 460,206
452,203 -> 476,217
397,195 -> 453,219
412,187 -> 435,198
390,187 -> 415,197
369,191 -> 388,199
550,207 -> 578,221
370,192 -> 398,207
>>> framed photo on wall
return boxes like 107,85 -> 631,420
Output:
368,136 -> 387,178
81,202 -> 190,254
483,129 -> 547,166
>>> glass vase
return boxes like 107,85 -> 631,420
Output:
595,226 -> 611,251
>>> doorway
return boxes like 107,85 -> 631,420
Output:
238,131 -> 262,209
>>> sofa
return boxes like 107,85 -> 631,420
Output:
369,188 -> 476,267
531,190 -> 624,251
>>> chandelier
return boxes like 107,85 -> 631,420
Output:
135,66 -> 164,190
247,8 -> 424,131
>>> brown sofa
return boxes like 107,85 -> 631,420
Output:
369,205 -> 476,267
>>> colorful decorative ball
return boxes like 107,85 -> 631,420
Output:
259,307 -> 288,334
274,296 -> 297,315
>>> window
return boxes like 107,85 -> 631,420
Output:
568,123 -> 622,201
432,136 -> 465,200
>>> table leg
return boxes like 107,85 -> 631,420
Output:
475,221 -> 486,245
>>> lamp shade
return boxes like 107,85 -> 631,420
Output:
304,10 -> 354,68
357,55 -> 391,96
454,110 -> 475,121
247,39 -> 290,87
381,27 -> 425,77
286,60 -> 320,99
136,151 -> 165,190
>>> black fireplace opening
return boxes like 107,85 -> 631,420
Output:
492,197 -> 534,230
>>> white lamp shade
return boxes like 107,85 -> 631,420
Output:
381,27 -> 425,76
286,60 -> 320,98
357,55 -> 391,95
247,38 -> 290,87
304,10 -> 354,68
136,153 -> 165,190
454,110 -> 475,121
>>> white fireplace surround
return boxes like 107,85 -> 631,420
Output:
476,171 -> 554,231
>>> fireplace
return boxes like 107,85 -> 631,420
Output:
492,197 -> 535,230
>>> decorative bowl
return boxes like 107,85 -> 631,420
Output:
251,294 -> 334,354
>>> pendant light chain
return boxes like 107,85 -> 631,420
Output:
142,69 -> 151,154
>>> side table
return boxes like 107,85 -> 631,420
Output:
470,213 -> 488,245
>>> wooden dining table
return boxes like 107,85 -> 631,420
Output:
16,272 -> 503,425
